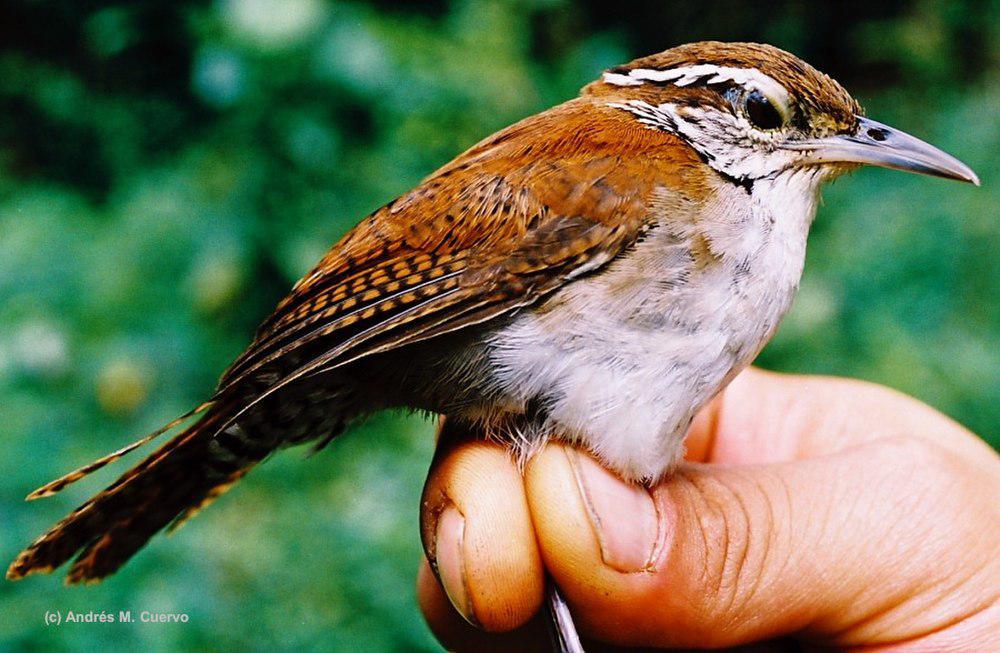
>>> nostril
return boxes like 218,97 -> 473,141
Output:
867,127 -> 889,142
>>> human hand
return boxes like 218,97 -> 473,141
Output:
417,368 -> 999,651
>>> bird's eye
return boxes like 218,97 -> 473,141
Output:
744,90 -> 786,130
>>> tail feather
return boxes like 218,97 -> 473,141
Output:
166,467 -> 252,535
25,401 -> 214,501
65,466 -> 245,584
7,403 -> 265,584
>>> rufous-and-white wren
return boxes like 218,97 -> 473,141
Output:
9,41 -> 978,612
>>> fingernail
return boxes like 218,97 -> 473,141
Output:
566,448 -> 663,572
434,505 -> 476,624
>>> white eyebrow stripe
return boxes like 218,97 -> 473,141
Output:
601,72 -> 643,86
602,64 -> 790,108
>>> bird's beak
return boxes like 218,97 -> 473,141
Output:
786,116 -> 980,185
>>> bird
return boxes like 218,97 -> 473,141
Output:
8,40 -> 977,649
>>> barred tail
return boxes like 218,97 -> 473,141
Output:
7,404 -> 270,584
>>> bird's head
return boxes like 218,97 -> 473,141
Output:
585,42 -> 979,187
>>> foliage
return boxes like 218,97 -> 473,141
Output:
0,1 -> 996,650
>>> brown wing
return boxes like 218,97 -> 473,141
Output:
12,96 -> 694,510
213,97 -> 690,409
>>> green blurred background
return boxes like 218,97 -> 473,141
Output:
0,0 -> 996,650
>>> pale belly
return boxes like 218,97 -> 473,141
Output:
483,189 -> 811,481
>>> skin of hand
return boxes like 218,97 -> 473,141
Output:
417,367 -> 1000,652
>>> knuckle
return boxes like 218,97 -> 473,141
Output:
681,471 -> 778,617
872,436 -> 963,487
863,436 -> 970,531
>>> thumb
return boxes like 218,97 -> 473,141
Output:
524,440 -> 988,649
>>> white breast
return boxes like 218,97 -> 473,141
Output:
487,170 -> 821,481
